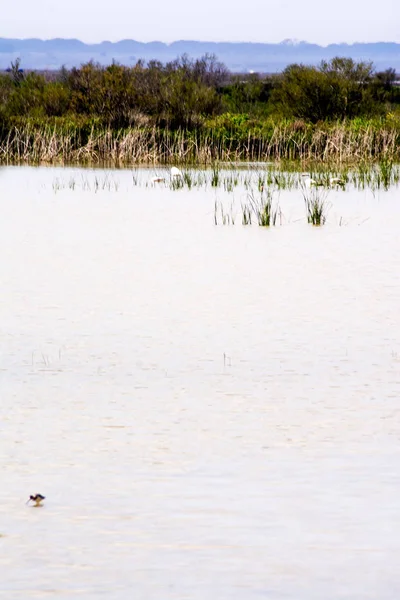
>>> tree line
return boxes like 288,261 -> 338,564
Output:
0,54 -> 399,130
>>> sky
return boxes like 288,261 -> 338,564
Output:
2,0 -> 399,45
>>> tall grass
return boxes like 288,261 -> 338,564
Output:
211,163 -> 220,186
378,157 -> 394,191
48,161 -> 400,200
52,173 -> 120,193
215,187 -> 280,227
214,199 -> 236,225
2,119 -> 400,166
246,188 -> 280,226
301,185 -> 330,226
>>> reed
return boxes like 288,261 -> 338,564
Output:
2,118 -> 400,166
223,174 -> 239,192
378,157 -> 394,191
49,161 -> 400,198
301,185 -> 330,226
214,199 -> 236,225
51,173 -> 120,193
211,163 -> 220,187
246,188 -> 280,227
241,204 -> 252,225
215,187 -> 279,227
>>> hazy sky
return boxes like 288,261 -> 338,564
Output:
2,0 -> 399,45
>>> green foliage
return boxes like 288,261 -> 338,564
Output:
271,57 -> 382,122
42,82 -> 71,117
1,55 -> 398,129
67,61 -> 137,127
60,54 -> 226,129
1,54 -> 400,164
220,73 -> 274,116
6,72 -> 46,117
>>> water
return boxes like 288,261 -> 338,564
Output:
1,165 -> 400,599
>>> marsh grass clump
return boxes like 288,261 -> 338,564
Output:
170,174 -> 184,190
214,199 -> 236,225
211,164 -> 220,187
223,176 -> 234,192
243,174 -> 253,190
167,168 -> 208,190
182,171 -> 193,189
246,187 -> 280,226
378,157 -> 394,190
52,177 -> 61,193
301,185 -> 330,225
257,173 -> 265,192
347,160 -> 400,191
131,170 -> 139,185
223,173 -> 239,192
241,204 -> 252,225
352,161 -> 375,190
81,175 -> 91,191
266,169 -> 297,190
51,172 -> 120,193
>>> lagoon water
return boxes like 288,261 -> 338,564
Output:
1,165 -> 400,599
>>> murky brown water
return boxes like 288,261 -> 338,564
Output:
1,166 -> 400,599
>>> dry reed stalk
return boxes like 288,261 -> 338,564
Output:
1,122 -> 400,166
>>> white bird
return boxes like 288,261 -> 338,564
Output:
301,173 -> 327,188
171,167 -> 183,179
300,173 -> 318,188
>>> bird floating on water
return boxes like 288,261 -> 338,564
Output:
27,494 -> 45,507
151,176 -> 166,184
329,177 -> 345,187
301,173 -> 345,189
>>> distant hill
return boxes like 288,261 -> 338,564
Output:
1,37 -> 400,72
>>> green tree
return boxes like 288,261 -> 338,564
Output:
5,72 -> 46,116
271,57 -> 379,122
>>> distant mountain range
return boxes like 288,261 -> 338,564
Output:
1,37 -> 400,72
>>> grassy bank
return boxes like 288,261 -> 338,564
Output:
1,115 -> 400,166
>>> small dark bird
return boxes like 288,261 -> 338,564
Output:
27,494 -> 45,507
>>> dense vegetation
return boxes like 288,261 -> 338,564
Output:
1,55 -> 400,164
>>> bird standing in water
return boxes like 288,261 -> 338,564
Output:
171,166 -> 183,179
27,494 -> 45,507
